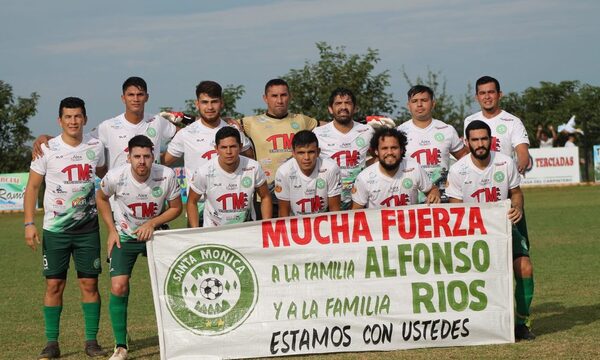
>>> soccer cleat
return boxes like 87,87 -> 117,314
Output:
109,347 -> 128,360
84,340 -> 108,357
37,342 -> 60,359
515,324 -> 536,341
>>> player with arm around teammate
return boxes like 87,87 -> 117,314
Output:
446,120 -> 535,341
23,97 -> 108,359
96,135 -> 182,360
274,130 -> 342,217
187,127 -> 272,227
351,127 -> 441,210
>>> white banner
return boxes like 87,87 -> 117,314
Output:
0,173 -> 29,211
148,202 -> 514,359
593,145 -> 600,183
521,147 -> 580,185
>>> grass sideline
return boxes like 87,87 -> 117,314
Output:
1,186 -> 599,359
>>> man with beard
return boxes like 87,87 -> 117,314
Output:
314,87 -> 374,210
446,120 -> 535,341
351,128 -> 440,209
96,135 -> 182,359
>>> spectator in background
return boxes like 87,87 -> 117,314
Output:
564,133 -> 577,147
536,124 -> 557,148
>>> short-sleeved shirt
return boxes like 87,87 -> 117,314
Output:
398,119 -> 463,189
274,157 -> 342,215
242,113 -> 318,186
313,121 -> 373,205
352,158 -> 432,208
446,152 -> 520,203
91,113 -> 176,169
189,156 -> 267,227
464,110 -> 529,156
100,164 -> 180,241
166,119 -> 251,180
30,135 -> 105,233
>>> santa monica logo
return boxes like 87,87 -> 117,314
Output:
496,124 -> 507,134
356,137 -> 366,147
165,244 -> 258,335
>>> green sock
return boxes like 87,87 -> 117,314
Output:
81,302 -> 101,341
515,276 -> 534,325
109,293 -> 129,346
44,305 -> 63,342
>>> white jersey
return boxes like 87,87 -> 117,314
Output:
397,119 -> 463,189
166,119 -> 251,180
92,113 -> 176,169
446,152 -> 520,203
352,158 -> 432,208
189,156 -> 266,227
274,157 -> 342,215
30,134 -> 105,233
464,110 -> 529,156
100,164 -> 180,241
313,121 -> 374,207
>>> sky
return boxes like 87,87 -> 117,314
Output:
2,0 -> 599,137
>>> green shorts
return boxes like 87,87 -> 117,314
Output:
109,241 -> 147,277
42,229 -> 102,277
512,225 -> 530,260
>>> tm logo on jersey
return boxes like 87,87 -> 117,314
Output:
470,187 -> 501,202
296,195 -> 325,214
491,137 -> 500,152
202,150 -> 217,160
217,193 -> 249,210
165,244 -> 258,335
128,202 -> 159,217
411,148 -> 441,166
62,164 -> 92,182
380,194 -> 410,207
331,150 -> 360,168
266,133 -> 294,152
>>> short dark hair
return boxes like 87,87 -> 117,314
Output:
264,78 -> 289,94
370,128 -> 408,152
328,87 -> 356,107
196,81 -> 223,99
122,76 -> 147,93
407,85 -> 434,100
59,97 -> 86,118
292,130 -> 318,149
476,76 -> 500,93
128,135 -> 154,152
465,120 -> 492,139
215,126 -> 241,146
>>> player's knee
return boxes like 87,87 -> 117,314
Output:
111,281 -> 129,296
78,277 -> 99,295
513,256 -> 533,277
45,278 -> 66,297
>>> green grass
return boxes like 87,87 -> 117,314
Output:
1,186 -> 599,359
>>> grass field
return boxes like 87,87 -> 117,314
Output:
1,186 -> 599,359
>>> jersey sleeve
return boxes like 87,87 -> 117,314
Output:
188,168 -> 206,195
351,173 -> 369,206
449,127 -> 464,153
255,163 -> 267,188
274,168 -> 290,201
304,115 -> 318,131
166,130 -> 185,157
99,171 -> 116,197
165,169 -> 181,201
417,164 -> 433,193
160,115 -> 177,141
507,160 -> 521,189
327,164 -> 342,197
239,129 -> 252,152
29,147 -> 48,176
445,165 -> 463,200
96,142 -> 106,168
511,118 -> 530,148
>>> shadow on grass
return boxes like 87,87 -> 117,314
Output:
534,302 -> 600,335
131,335 -> 159,350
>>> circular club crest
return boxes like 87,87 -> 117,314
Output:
241,176 -> 252,188
434,133 -> 445,142
290,122 -> 300,130
356,137 -> 366,147
496,124 -> 507,134
146,127 -> 157,137
152,186 -> 163,198
493,171 -> 505,183
316,178 -> 326,189
402,178 -> 413,189
86,149 -> 96,160
165,244 -> 258,335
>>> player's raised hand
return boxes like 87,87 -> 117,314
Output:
366,116 -> 396,129
107,229 -> 121,257
24,225 -> 40,251
507,206 -> 523,224
159,111 -> 196,127
32,134 -> 52,159
133,221 -> 155,242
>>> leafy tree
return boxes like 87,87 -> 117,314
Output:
282,42 -> 397,121
0,81 -> 38,173
398,68 -> 473,132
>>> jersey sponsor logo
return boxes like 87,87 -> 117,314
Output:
165,244 -> 258,335
128,202 -> 159,217
331,150 -> 360,168
275,185 -> 282,193
296,195 -> 324,214
491,136 -> 500,152
62,164 -> 92,182
470,187 -> 501,202
380,194 -> 410,207
217,192 -> 249,211
202,150 -> 217,160
227,184 -> 238,191
411,148 -> 441,166
266,133 -> 294,152
71,196 -> 89,208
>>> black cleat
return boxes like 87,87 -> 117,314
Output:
84,340 -> 108,357
38,342 -> 60,359
515,324 -> 536,341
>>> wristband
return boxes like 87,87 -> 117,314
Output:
24,222 -> 35,227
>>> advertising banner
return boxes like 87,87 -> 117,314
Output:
594,145 -> 600,183
0,173 -> 29,211
148,202 -> 514,359
521,147 -> 580,185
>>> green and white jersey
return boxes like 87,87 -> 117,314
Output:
91,113 -> 176,169
313,121 -> 373,207
100,164 -> 180,242
30,134 -> 105,233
